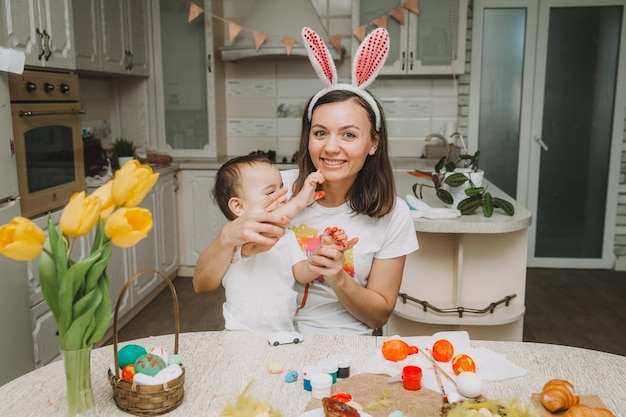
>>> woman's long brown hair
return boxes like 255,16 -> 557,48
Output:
293,90 -> 396,218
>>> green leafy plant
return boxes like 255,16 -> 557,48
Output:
412,149 -> 514,217
112,137 -> 136,157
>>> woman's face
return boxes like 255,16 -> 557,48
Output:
308,99 -> 378,187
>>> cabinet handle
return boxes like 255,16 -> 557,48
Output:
43,29 -> 52,60
207,54 -> 212,73
535,135 -> 549,151
36,28 -> 45,60
401,51 -> 406,71
128,51 -> 134,71
409,51 -> 414,71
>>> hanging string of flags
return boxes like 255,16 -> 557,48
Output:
186,0 -> 420,55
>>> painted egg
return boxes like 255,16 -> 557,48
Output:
168,353 -> 183,366
382,339 -> 418,362
148,346 -> 168,363
432,339 -> 454,362
456,371 -> 483,398
285,370 -> 299,383
452,353 -> 476,375
121,364 -> 136,382
134,353 -> 167,376
118,344 -> 147,368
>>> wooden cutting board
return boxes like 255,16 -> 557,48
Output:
305,373 -> 444,417
531,393 -> 611,416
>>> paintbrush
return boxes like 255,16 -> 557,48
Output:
433,365 -> 448,403
416,346 -> 456,385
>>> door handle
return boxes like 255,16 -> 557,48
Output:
36,28 -> 45,60
535,136 -> 549,151
43,29 -> 52,60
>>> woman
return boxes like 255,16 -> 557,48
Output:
193,27 -> 418,334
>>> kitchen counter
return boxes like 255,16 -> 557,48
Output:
389,170 -> 532,342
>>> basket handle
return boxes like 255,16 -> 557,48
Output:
112,270 -> 180,378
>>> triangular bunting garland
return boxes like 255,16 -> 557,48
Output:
352,26 -> 366,42
283,36 -> 296,55
373,16 -> 388,29
403,0 -> 420,15
187,1 -> 204,23
390,6 -> 405,24
228,22 -> 242,42
329,34 -> 343,54
253,32 -> 267,50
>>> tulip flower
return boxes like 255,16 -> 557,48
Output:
91,180 -> 115,219
105,207 -> 153,248
60,191 -> 102,237
111,160 -> 159,208
0,216 -> 45,261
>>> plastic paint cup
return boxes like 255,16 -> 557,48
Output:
402,365 -> 422,390
310,373 -> 333,400
333,353 -> 352,379
318,358 -> 338,384
302,365 -> 322,391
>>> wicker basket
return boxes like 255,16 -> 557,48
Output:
107,270 -> 185,416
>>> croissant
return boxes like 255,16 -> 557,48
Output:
541,379 -> 579,412
563,404 -> 616,417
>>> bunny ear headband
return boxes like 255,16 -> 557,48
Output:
302,26 -> 389,129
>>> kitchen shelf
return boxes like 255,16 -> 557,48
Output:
393,298 -> 525,326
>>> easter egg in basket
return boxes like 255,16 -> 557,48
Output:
382,339 -> 418,362
118,344 -> 147,368
134,353 -> 167,376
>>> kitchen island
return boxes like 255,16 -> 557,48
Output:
390,170 -> 533,341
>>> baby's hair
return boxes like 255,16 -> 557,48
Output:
213,154 -> 273,220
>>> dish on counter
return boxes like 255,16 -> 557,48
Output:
299,409 -> 373,417
423,208 -> 461,220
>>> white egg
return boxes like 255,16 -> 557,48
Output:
456,371 -> 483,398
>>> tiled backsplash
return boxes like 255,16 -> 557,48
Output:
223,0 -> 459,159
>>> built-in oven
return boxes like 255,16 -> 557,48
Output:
8,70 -> 85,218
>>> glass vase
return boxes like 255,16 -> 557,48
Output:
61,346 -> 98,417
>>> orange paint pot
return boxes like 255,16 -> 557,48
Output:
402,365 -> 422,390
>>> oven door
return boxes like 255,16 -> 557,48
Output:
11,102 -> 85,218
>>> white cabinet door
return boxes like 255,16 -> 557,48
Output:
178,170 -> 228,268
354,0 -> 466,75
2,0 -> 75,69
158,171 -> 179,277
99,0 -> 149,75
72,0 -> 100,71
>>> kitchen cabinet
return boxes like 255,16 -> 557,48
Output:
27,169 -> 178,367
353,0 -> 467,75
150,0 -> 226,158
72,0 -> 150,75
177,169 -> 228,275
2,0 -> 75,70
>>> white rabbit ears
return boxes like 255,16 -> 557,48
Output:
302,27 -> 389,129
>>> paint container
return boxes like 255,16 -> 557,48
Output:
302,365 -> 322,392
310,373 -> 333,400
402,365 -> 422,390
318,358 -> 338,384
333,353 -> 352,379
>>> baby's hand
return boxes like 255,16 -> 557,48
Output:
322,226 -> 358,252
296,169 -> 325,206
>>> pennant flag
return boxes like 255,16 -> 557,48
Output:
188,1 -> 204,23
229,22 -> 242,42
373,16 -> 388,29
253,32 -> 267,50
352,26 -> 366,42
283,36 -> 296,55
329,34 -> 343,54
390,6 -> 405,24
403,0 -> 420,15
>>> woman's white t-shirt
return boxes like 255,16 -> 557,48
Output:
281,169 -> 419,335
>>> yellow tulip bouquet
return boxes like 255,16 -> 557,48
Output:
0,160 -> 159,351
0,160 -> 159,415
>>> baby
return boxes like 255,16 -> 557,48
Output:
213,154 -> 350,332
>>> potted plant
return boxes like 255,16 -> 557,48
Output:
112,137 -> 136,167
412,147 -> 514,217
